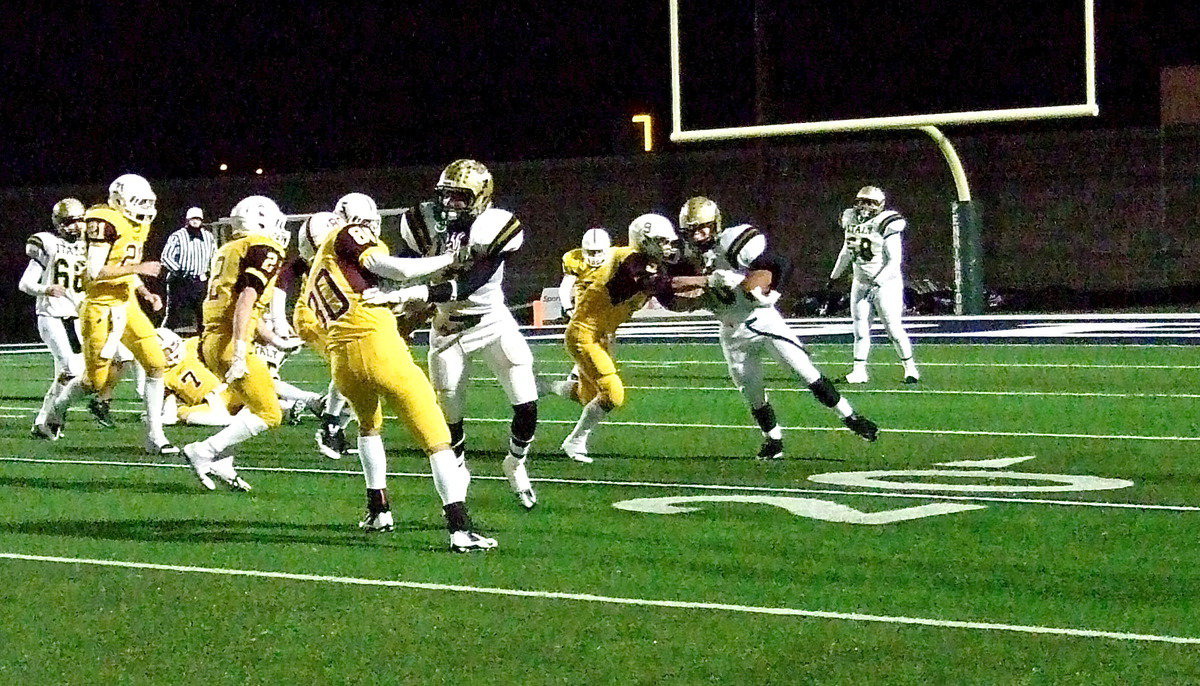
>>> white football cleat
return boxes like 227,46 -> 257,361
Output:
145,437 -> 180,455
840,369 -> 869,384
31,421 -> 62,441
502,454 -> 537,510
359,510 -> 394,532
561,436 -> 592,463
450,530 -> 498,552
208,457 -> 251,492
182,443 -> 217,491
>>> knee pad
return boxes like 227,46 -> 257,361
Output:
510,401 -> 537,441
597,375 -> 626,409
808,376 -> 840,407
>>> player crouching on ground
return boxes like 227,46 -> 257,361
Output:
558,214 -> 698,463
182,196 -> 290,491
671,196 -> 879,458
304,192 -> 495,551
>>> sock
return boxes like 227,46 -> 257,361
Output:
567,398 -> 608,443
549,380 -> 577,399
143,376 -> 168,444
503,453 -> 532,493
750,404 -> 782,440
429,448 -> 469,506
443,501 -> 471,533
275,379 -> 319,407
835,398 -> 853,418
37,376 -> 68,425
509,401 -> 536,457
366,487 -> 389,514
852,359 -> 868,375
357,434 -> 388,490
200,408 -> 269,456
448,420 -> 465,459
49,376 -> 87,420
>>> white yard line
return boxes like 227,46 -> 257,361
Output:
621,360 -> 1200,369
1,456 -> 1196,513
0,551 -> 1193,645
0,404 -> 1195,441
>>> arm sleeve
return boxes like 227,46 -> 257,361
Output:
361,251 -> 455,282
830,243 -> 852,280
748,251 -> 792,289
449,255 -> 505,299
161,233 -> 182,273
233,244 -> 282,293
876,232 -> 904,282
558,274 -> 577,311
18,261 -> 48,296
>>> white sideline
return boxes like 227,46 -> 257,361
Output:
0,551 -> 1193,645
622,360 -> 1200,369
3,456 -> 1199,513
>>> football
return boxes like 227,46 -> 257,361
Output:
740,270 -> 773,294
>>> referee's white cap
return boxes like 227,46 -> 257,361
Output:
186,207 -> 204,220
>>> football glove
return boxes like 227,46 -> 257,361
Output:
226,341 -> 250,383
747,286 -> 781,306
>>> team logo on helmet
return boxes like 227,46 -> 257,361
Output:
108,174 -> 157,225
51,198 -> 86,240
629,213 -> 680,264
230,196 -> 286,240
334,193 -> 381,236
435,159 -> 494,226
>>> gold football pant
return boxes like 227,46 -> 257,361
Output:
199,332 -> 283,428
329,327 -> 450,451
292,303 -> 329,361
80,299 -> 165,391
565,330 -> 625,408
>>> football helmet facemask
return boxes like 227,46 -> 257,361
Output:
298,211 -> 340,262
335,193 -> 382,236
230,196 -> 286,240
854,186 -> 886,221
51,198 -> 86,240
155,328 -> 184,367
679,196 -> 721,252
580,227 -> 612,268
629,213 -> 680,264
108,174 -> 157,225
435,159 -> 494,226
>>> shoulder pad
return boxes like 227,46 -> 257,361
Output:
85,205 -> 124,224
718,224 -> 766,269
877,210 -> 906,235
26,231 -> 57,262
470,208 -> 522,255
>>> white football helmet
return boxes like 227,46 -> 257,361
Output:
580,227 -> 612,268
335,193 -> 381,236
155,328 -> 184,367
854,186 -> 886,221
230,196 -> 286,240
629,213 -> 679,264
108,174 -> 157,224
298,211 -> 340,262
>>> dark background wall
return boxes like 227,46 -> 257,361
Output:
2,125 -> 1196,342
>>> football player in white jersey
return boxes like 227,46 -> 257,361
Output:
396,159 -> 539,510
21,199 -> 88,437
673,196 -> 879,459
828,186 -> 920,384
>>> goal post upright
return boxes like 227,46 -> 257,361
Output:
667,0 -> 1097,316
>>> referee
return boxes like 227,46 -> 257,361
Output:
161,206 -> 216,335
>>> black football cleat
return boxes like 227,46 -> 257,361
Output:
756,438 -> 784,460
88,398 -> 116,428
843,413 -> 879,442
903,375 -> 920,385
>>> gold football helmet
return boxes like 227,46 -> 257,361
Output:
854,186 -> 886,221
435,159 -> 494,224
678,196 -> 721,251
51,198 -> 86,240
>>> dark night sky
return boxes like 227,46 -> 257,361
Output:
1,1 -> 1196,187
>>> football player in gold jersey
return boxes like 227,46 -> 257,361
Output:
43,174 -> 176,454
294,210 -> 356,459
181,196 -> 288,491
153,329 -> 232,426
304,192 -> 495,552
541,228 -> 614,400
559,214 -> 692,463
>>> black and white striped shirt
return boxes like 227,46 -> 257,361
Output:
161,226 -> 217,280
